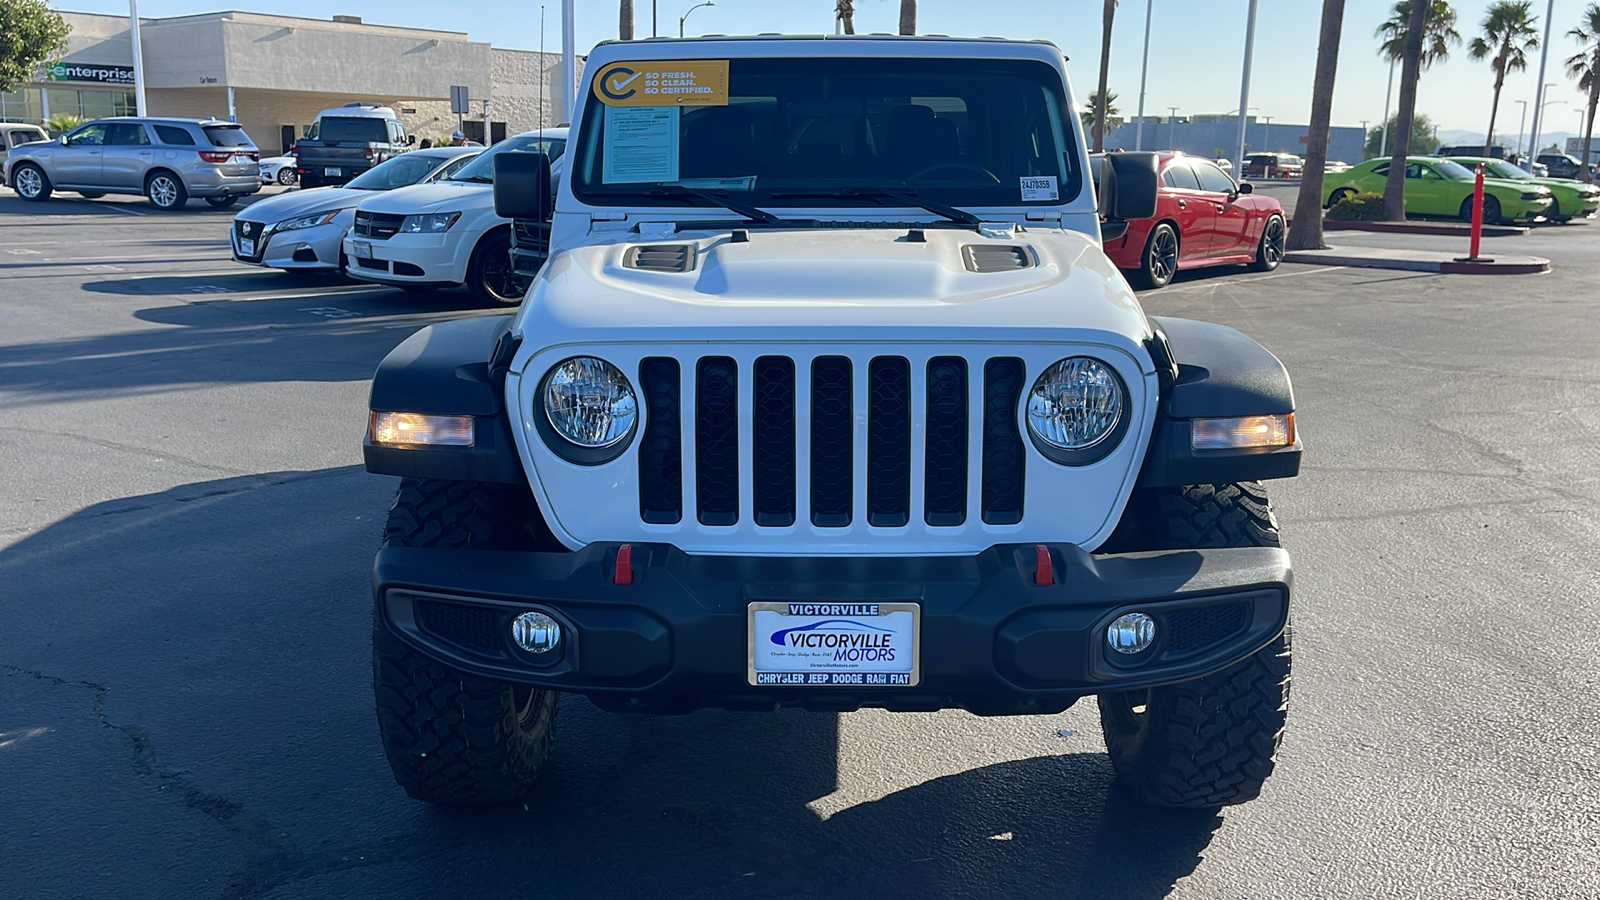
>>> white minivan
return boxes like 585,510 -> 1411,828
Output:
342,128 -> 566,304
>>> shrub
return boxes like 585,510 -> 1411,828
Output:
1325,191 -> 1387,221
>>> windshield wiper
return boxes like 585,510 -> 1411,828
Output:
771,188 -> 983,227
587,184 -> 793,226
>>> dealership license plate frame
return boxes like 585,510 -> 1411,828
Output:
746,601 -> 921,688
353,240 -> 372,259
238,237 -> 254,256
324,167 -> 341,176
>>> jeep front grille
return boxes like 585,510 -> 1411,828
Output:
636,354 -> 1026,528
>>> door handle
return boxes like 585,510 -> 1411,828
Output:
1215,204 -> 1227,212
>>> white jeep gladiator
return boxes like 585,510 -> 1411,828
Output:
362,35 -> 1303,809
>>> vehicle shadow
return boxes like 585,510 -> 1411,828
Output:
0,470 -> 1220,900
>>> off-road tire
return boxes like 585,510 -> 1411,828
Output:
1249,214 -> 1285,272
12,162 -> 51,201
1096,482 -> 1291,808
373,478 -> 560,805
1129,222 -> 1179,289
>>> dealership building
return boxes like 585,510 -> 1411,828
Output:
0,10 -> 571,153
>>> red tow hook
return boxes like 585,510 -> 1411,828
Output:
1033,544 -> 1054,586
613,544 -> 633,585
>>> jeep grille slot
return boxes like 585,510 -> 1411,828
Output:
981,358 -> 1027,524
638,358 -> 683,524
924,357 -> 969,526
810,356 -> 854,527
963,244 -> 1032,273
626,244 -> 695,273
867,357 -> 912,527
696,357 -> 740,525
753,357 -> 797,527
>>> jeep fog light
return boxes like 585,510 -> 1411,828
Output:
370,411 -> 474,447
511,612 -> 561,654
1107,613 -> 1156,655
1191,413 -> 1294,451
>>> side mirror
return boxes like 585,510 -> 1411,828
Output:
494,151 -> 553,222
406,134 -> 416,146
58,134 -> 68,145
1097,151 -> 1159,221
1237,181 -> 1254,194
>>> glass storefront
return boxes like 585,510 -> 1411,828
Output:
0,86 -> 136,129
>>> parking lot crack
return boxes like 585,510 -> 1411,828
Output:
4,426 -> 249,476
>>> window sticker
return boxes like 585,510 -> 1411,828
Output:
1020,175 -> 1059,202
602,106 -> 680,183
593,60 -> 730,107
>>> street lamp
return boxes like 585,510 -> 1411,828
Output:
1260,115 -> 1273,151
1514,99 -> 1529,155
1168,106 -> 1180,150
1134,0 -> 1155,150
680,1 -> 713,38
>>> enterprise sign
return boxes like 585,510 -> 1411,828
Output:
46,62 -> 136,85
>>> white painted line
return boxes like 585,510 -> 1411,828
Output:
299,306 -> 362,318
91,202 -> 148,216
4,248 -> 43,255
1153,264 -> 1350,294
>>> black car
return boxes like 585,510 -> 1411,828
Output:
1536,152 -> 1586,179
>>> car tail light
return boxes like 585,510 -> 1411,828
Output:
198,150 -> 231,163
363,148 -> 375,159
246,151 -> 259,161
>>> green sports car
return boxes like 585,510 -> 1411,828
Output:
1445,156 -> 1600,222
1322,156 -> 1554,224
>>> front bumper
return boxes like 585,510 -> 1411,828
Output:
375,542 -> 1291,715
342,233 -> 467,286
232,220 -> 346,270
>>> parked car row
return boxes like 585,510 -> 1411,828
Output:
1320,155 -> 1600,224
230,127 -> 567,305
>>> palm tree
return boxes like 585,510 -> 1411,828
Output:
899,0 -> 916,35
1080,91 -> 1122,146
1568,3 -> 1600,182
1288,0 -> 1347,252
836,0 -> 855,34
1470,2 -> 1540,152
619,0 -> 634,40
1093,0 -> 1117,153
1376,0 -> 1462,68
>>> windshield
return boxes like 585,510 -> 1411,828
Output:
346,152 -> 458,190
310,117 -> 388,143
1433,159 -> 1475,180
1482,160 -> 1533,181
445,134 -> 566,184
571,57 -> 1081,211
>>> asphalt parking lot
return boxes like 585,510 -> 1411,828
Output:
3,190 -> 1598,900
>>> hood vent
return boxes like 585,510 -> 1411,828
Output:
625,244 -> 695,273
963,244 -> 1033,273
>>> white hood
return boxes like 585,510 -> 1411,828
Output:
354,180 -> 493,216
518,227 -> 1152,349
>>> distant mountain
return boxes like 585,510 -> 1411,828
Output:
1433,128 -> 1582,152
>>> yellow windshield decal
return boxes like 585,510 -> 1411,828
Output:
593,60 -> 730,107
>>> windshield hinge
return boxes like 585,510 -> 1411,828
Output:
589,210 -> 629,222
636,221 -> 678,237
1024,211 -> 1062,223
977,221 -> 1019,239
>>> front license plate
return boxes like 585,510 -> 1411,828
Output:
748,602 -> 920,687
238,237 -> 255,255
324,167 -> 341,176
353,240 -> 372,259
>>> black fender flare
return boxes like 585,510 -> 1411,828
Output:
1136,316 -> 1302,487
363,314 -> 525,484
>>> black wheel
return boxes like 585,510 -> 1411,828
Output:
205,194 -> 238,209
1129,222 -> 1179,289
1548,198 -> 1565,223
1460,193 -> 1501,224
468,231 -> 530,306
276,167 -> 297,186
1096,483 -> 1292,808
1250,214 -> 1285,272
12,162 -> 51,201
1325,187 -> 1354,209
76,190 -> 106,199
373,478 -> 561,805
145,171 -> 187,210
399,284 -> 439,294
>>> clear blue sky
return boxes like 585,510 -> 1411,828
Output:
58,0 -> 1600,139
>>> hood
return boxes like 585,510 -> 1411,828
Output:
354,180 -> 492,215
237,186 -> 368,223
518,227 -> 1152,348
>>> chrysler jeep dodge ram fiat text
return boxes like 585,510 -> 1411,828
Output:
362,35 -> 1303,810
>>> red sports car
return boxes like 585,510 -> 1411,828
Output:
1096,152 -> 1287,289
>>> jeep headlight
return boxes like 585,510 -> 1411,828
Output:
539,357 -> 638,463
276,210 -> 340,231
399,211 -> 461,233
1026,357 -> 1128,465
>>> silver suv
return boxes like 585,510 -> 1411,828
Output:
4,117 -> 262,210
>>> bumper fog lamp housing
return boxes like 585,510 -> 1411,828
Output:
511,612 -> 561,654
370,411 -> 474,447
1107,613 -> 1156,655
1191,413 -> 1294,451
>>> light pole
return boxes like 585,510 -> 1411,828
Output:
1514,99 -> 1529,155
679,1 -> 712,38
560,0 -> 575,125
1134,0 -> 1154,150
652,0 -> 658,37
128,0 -> 148,116
1260,115 -> 1273,151
1234,0 -> 1260,176
1379,57 -> 1396,157
1167,106 -> 1180,150
1527,0 -> 1557,167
